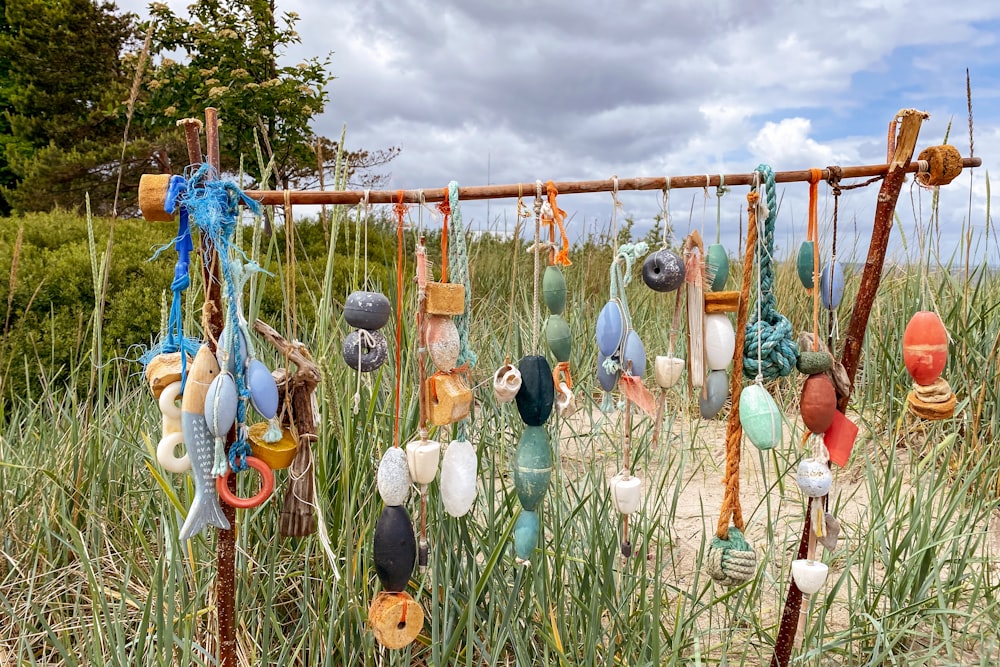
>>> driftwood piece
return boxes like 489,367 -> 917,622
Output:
253,319 -> 321,537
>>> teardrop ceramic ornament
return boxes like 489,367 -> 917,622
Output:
513,509 -> 540,561
247,358 -> 279,419
791,559 -> 828,594
608,473 -> 642,515
426,315 -> 461,371
513,426 -> 551,511
641,248 -> 686,293
596,300 -> 626,357
204,371 -> 238,438
819,262 -> 845,310
405,439 -> 441,485
373,505 -> 416,592
439,439 -> 477,517
597,352 -> 621,392
706,243 -> 729,292
704,313 -> 736,371
217,324 -> 249,374
654,355 -> 685,388
344,290 -> 392,330
377,447 -> 411,505
796,241 -> 817,289
515,355 -> 554,426
545,315 -> 572,363
796,457 -> 833,497
902,311 -> 948,385
699,369 -> 729,419
621,330 -> 646,377
739,383 -> 782,450
542,266 -> 567,315
800,373 -> 836,434
492,363 -> 521,403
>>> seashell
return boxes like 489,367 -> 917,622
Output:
426,315 -> 461,371
597,352 -> 621,392
439,439 -> 477,517
344,290 -> 391,330
791,559 -> 829,595
405,438 -> 441,486
515,355 -> 554,426
608,473 -> 642,515
204,371 -> 238,439
796,457 -> 833,497
739,383 -> 782,450
902,310 -> 948,386
146,351 -> 190,399
800,373 -> 837,434
492,363 -> 521,403
641,248 -> 686,293
819,262 -> 845,309
554,381 -> 576,418
513,509 -> 540,561
654,355 -> 685,388
796,241 -> 818,289
596,300 -> 626,357
545,315 -> 572,363
542,266 -> 567,315
247,358 -> 279,419
373,505 -> 416,592
704,313 -> 736,371
513,426 -> 551,511
699,369 -> 729,419
342,328 -> 389,373
377,447 -> 411,505
368,591 -> 423,650
156,431 -> 190,473
705,243 -> 730,292
621,330 -> 646,377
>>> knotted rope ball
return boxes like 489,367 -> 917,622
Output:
706,527 -> 757,586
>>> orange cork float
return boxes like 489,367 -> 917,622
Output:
902,311 -> 948,385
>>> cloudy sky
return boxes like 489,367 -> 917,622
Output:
120,0 -> 1000,264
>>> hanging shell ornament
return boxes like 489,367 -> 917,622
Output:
654,355 -> 685,388
492,363 -> 521,403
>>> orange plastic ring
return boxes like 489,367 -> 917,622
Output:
217,455 -> 275,509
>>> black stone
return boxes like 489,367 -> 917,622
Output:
344,291 -> 392,330
641,249 -> 686,293
342,329 -> 388,372
373,505 -> 416,592
515,355 -> 554,426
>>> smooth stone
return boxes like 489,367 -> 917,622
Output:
515,355 -> 554,426
545,315 -> 572,363
377,447 -> 411,505
641,248 -> 686,293
797,350 -> 832,375
800,373 -> 837,434
902,310 -> 948,385
513,426 -> 551,511
596,300 -> 626,357
791,559 -> 828,595
204,371 -> 238,438
796,241 -> 818,289
621,330 -> 646,377
654,355 -> 685,388
344,290 -> 391,330
608,473 -> 642,515
513,510 -> 540,561
597,352 -> 621,392
739,383 -> 782,450
699,369 -> 729,419
247,358 -> 279,419
440,439 -> 477,517
796,457 -> 833,497
426,315 -> 461,371
342,329 -> 389,373
405,438 -> 441,486
373,505 -> 416,592
704,313 -> 736,371
542,266 -> 567,315
819,262 -> 845,309
706,243 -> 729,292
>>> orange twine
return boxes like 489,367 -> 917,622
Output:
436,198 -> 450,282
808,168 -> 822,352
552,360 -> 573,390
393,192 -> 408,449
545,181 -> 572,267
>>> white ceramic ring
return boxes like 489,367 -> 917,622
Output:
156,431 -> 190,473
158,381 -> 183,420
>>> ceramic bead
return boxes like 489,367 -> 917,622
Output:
344,290 -> 391,330
515,355 -> 554,426
796,241 -> 817,289
739,383 -> 782,450
654,355 -> 685,388
373,505 -> 416,592
800,373 -> 836,434
368,591 -> 423,650
608,473 -> 642,515
513,509 -> 540,561
796,457 -> 833,497
706,243 -> 729,291
377,447 -> 411,505
819,262 -> 845,309
439,439 -> 477,517
704,313 -> 736,371
513,426 -> 551,511
596,352 -> 621,392
542,266 -> 567,315
791,559 -> 828,594
699,369 -> 729,419
343,329 -> 389,373
204,371 -> 238,439
621,330 -> 646,377
405,438 -> 441,485
902,310 -> 948,385
641,248 -> 686,292
545,315 -> 572,363
596,300 -> 626,357
426,315 -> 461,371
247,359 -> 279,419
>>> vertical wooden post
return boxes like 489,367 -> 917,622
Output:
770,110 -> 926,667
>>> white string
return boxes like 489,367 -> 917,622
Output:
362,189 -> 371,287
532,180 -> 543,353
753,171 -> 764,384
661,177 -> 671,248
611,176 -> 621,256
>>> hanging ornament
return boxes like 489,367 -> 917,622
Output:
642,248 -> 685,292
699,369 -> 729,420
683,231 -> 706,389
492,362 -> 521,403
704,313 -> 736,371
738,383 -> 782,450
902,310 -> 956,419
344,290 -> 392,330
439,439 -> 478,517
790,558 -> 829,595
819,262 -> 845,310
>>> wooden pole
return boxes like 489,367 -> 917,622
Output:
243,158 -> 978,205
770,109 -> 928,667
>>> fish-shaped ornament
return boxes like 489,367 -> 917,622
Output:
179,345 -> 232,540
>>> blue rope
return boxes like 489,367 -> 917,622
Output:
743,164 -> 797,380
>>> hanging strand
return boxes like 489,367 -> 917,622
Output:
545,181 -> 572,267
392,192 -> 408,449
447,181 -> 477,369
531,181 -> 543,354
715,175 -> 728,244
826,166 -> 843,348
661,177 -> 671,248
808,169 -> 822,351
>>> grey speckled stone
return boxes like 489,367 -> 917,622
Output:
343,329 -> 388,372
344,291 -> 391,330
377,447 -> 411,505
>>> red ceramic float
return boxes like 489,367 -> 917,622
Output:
800,373 -> 837,434
902,311 -> 948,385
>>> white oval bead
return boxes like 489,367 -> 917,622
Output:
440,439 -> 478,517
704,313 -> 736,371
405,439 -> 441,485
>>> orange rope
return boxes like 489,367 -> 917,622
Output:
437,199 -> 450,282
715,190 -> 760,539
553,361 -> 573,390
545,181 -> 572,267
393,192 -> 408,448
808,168 -> 822,351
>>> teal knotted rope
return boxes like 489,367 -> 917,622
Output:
743,164 -> 797,380
447,181 -> 476,441
600,242 -> 648,412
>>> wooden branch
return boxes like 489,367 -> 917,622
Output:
244,157 -> 978,205
252,319 -> 321,385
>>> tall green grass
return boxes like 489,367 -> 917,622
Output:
2,180 -> 1000,666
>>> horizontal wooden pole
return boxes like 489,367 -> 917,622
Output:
245,157 -> 980,206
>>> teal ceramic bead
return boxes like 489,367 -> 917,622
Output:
739,383 -> 782,450
513,510 -> 540,561
515,355 -> 554,426
706,243 -> 729,292
542,266 -> 567,315
699,369 -> 729,419
545,315 -> 572,363
796,241 -> 817,289
820,262 -> 845,309
513,426 -> 551,511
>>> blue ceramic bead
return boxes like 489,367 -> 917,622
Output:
247,358 -> 279,419
820,262 -> 844,309
699,369 -> 729,419
596,300 -> 626,357
597,352 -> 621,392
621,330 -> 646,377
